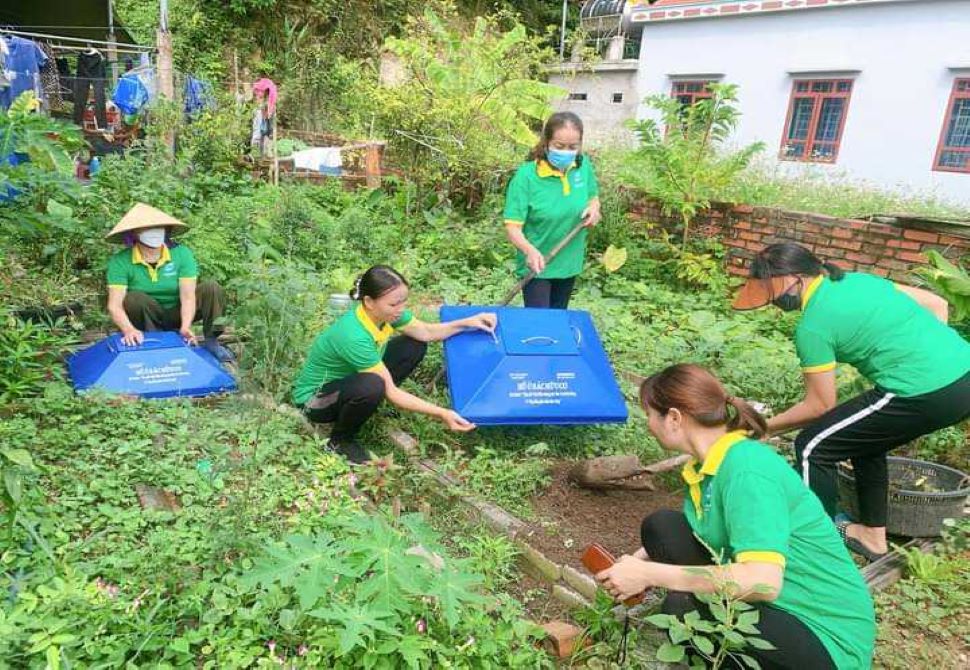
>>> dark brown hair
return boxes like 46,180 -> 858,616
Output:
527,111 -> 585,162
751,242 -> 845,282
350,265 -> 409,301
639,364 -> 766,439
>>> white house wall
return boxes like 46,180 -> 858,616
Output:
634,0 -> 970,204
549,68 -> 640,146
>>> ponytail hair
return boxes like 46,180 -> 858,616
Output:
750,242 -> 845,282
640,363 -> 767,439
350,265 -> 409,301
527,111 -> 585,162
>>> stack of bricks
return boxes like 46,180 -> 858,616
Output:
625,196 -> 970,283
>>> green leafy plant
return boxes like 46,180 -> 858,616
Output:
0,92 -> 86,239
630,83 -> 764,247
375,4 -> 563,204
914,250 -> 970,323
237,513 -> 546,667
0,312 -> 75,403
644,559 -> 775,669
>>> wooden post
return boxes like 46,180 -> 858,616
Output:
365,143 -> 382,188
156,30 -> 175,99
272,117 -> 279,186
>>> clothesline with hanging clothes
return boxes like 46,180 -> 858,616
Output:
48,43 -> 153,56
0,28 -> 154,52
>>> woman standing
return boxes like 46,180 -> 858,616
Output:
292,265 -> 496,464
105,202 -> 231,360
597,364 -> 875,669
503,112 -> 601,309
733,242 -> 970,560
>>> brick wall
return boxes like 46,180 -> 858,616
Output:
626,196 -> 970,282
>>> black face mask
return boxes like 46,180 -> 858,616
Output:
772,278 -> 803,311
772,293 -> 801,312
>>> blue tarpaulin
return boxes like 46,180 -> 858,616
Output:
67,331 -> 237,399
440,305 -> 628,425
112,73 -> 149,116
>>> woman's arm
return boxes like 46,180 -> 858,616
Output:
399,313 -> 497,343
106,286 -> 144,346
766,369 -> 837,435
505,223 -> 545,275
597,555 -> 784,603
369,363 -> 474,431
896,284 -> 949,322
178,278 -> 198,345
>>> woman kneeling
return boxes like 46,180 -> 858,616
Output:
596,364 -> 874,669
292,265 -> 495,464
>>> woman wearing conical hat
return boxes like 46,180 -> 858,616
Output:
104,203 -> 232,361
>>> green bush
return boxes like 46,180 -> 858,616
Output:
373,5 -> 563,205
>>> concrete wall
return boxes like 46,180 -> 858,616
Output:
634,0 -> 970,204
548,63 -> 640,147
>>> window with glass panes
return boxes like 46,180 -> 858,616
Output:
780,79 -> 853,162
671,81 -> 713,107
934,78 -> 970,173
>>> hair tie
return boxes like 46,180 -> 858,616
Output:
353,276 -> 363,300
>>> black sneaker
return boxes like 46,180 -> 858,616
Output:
327,438 -> 369,465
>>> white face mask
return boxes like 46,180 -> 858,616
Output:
137,227 -> 166,248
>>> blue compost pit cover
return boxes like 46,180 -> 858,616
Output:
67,331 -> 237,399
440,305 -> 628,425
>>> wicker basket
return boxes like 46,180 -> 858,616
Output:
837,457 -> 970,537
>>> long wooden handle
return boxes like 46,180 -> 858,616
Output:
499,221 -> 587,306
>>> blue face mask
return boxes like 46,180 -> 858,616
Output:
547,149 -> 577,172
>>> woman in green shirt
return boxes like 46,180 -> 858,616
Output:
293,265 -> 497,464
104,202 -> 231,361
503,112 -> 601,309
596,363 -> 875,670
733,243 -> 970,561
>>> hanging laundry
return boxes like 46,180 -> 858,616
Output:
112,73 -> 149,116
252,78 -> 277,116
0,39 -> 10,93
183,76 -> 213,116
0,36 -> 48,110
250,78 -> 277,156
73,49 -> 108,128
55,57 -> 73,103
38,43 -> 63,111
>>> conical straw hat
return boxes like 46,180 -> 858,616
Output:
105,203 -> 188,242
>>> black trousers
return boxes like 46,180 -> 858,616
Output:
522,276 -> 576,309
641,510 -> 835,670
73,52 -> 107,128
794,371 -> 970,526
302,336 -> 427,441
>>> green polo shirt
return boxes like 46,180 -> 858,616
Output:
503,157 -> 599,279
795,272 -> 970,396
292,305 -> 414,405
682,431 -> 875,669
106,244 -> 198,309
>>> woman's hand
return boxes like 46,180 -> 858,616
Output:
179,326 -> 198,346
121,328 -> 145,346
526,247 -> 545,275
595,555 -> 654,602
439,410 -> 476,432
581,200 -> 602,228
463,313 -> 497,335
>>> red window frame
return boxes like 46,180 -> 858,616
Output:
671,80 -> 713,108
933,78 -> 970,173
779,79 -> 854,163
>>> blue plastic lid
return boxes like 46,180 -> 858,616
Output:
440,305 -> 627,426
